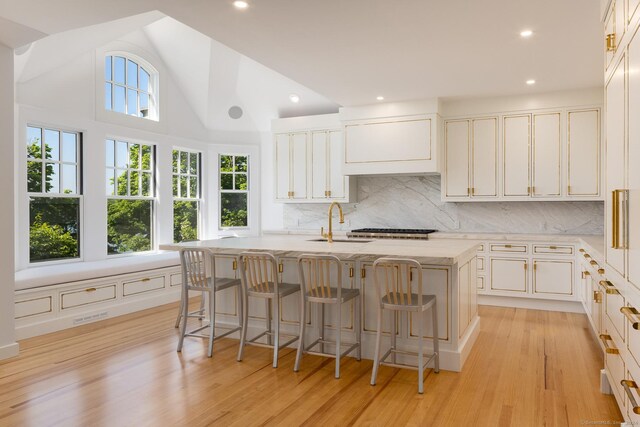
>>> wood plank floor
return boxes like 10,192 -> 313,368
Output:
0,303 -> 623,426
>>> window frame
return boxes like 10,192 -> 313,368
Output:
219,153 -> 249,230
105,138 -> 157,256
26,124 -> 84,265
104,53 -> 159,121
172,148 -> 202,242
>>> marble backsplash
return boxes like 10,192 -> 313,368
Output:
282,175 -> 604,235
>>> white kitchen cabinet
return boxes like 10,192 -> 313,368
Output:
274,132 -> 308,201
490,258 -> 528,293
568,109 -> 600,196
472,118 -> 498,197
532,259 -> 573,297
605,1 -> 616,70
606,55 -> 626,277
444,120 -> 470,198
272,114 -> 355,203
629,30 -> 640,291
503,115 -> 531,197
311,130 -> 347,200
532,113 -> 561,197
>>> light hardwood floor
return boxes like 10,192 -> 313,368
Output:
0,303 -> 623,426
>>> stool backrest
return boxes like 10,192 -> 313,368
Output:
372,258 -> 423,307
297,254 -> 342,299
180,248 -> 212,290
239,251 -> 278,292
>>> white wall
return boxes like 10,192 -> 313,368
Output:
0,42 -> 18,359
260,131 -> 284,230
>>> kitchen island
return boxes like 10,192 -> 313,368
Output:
160,235 -> 480,371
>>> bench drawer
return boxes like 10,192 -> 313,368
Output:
123,276 -> 165,297
490,243 -> 528,253
532,244 -> 573,255
477,257 -> 485,272
15,296 -> 52,319
61,284 -> 117,310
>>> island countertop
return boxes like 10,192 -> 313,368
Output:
160,235 -> 481,266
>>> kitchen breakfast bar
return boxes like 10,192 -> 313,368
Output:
160,235 -> 481,371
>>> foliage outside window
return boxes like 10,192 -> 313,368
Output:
27,126 -> 81,263
105,55 -> 156,120
173,149 -> 201,243
220,154 -> 248,228
106,139 -> 154,255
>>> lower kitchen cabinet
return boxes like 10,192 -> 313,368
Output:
532,259 -> 574,297
490,258 -> 528,293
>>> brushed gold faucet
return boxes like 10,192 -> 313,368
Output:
321,202 -> 344,243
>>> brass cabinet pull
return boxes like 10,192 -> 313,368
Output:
141,278 -> 151,282
612,189 -> 628,250
349,267 -> 354,278
590,260 -> 598,266
582,271 -> 591,278
583,253 -> 591,259
621,306 -> 640,330
471,187 -> 475,196
85,287 -> 97,293
600,280 -> 619,295
524,262 -> 528,271
361,268 -> 366,279
549,245 -> 557,250
598,268 -> 605,275
621,380 -> 640,414
327,190 -> 331,197
579,248 -> 585,253
607,33 -> 616,52
599,334 -> 620,354
278,263 -> 284,273
232,259 -> 238,270
593,291 -> 602,304
505,244 -> 512,248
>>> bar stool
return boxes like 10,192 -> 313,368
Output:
370,257 -> 439,394
176,248 -> 243,358
293,254 -> 361,378
237,252 -> 301,368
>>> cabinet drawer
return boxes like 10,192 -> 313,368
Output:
170,273 -> 182,287
123,276 -> 165,297
532,244 -> 573,255
605,281 -> 626,342
477,276 -> 485,290
490,243 -> 528,253
606,344 -> 626,408
625,370 -> 640,423
61,284 -> 116,310
15,296 -> 52,319
477,257 -> 485,272
625,306 -> 640,369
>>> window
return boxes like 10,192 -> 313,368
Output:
220,154 -> 248,228
173,149 -> 201,242
106,139 -> 155,255
27,126 -> 81,263
105,55 -> 156,120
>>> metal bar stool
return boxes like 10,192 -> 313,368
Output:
176,249 -> 243,357
370,257 -> 439,394
293,254 -> 361,378
237,251 -> 301,368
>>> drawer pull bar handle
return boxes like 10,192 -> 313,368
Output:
141,278 -> 151,282
621,306 -> 640,330
85,288 -> 97,293
598,268 -> 605,275
599,334 -> 619,354
600,280 -> 619,295
504,244 -> 512,248
621,380 -> 640,415
549,245 -> 557,250
593,291 -> 602,304
583,253 -> 591,259
579,248 -> 586,253
590,260 -> 598,266
582,271 -> 591,278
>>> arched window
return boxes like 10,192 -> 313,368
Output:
104,55 -> 157,120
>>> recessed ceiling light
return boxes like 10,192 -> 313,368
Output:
526,79 -> 536,85
520,29 -> 533,38
233,1 -> 249,9
376,96 -> 385,101
289,94 -> 300,103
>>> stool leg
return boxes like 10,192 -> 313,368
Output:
432,302 -> 440,373
266,299 -> 273,346
237,292 -> 249,362
273,296 -> 280,368
418,309 -> 424,394
320,303 -> 325,354
391,311 -> 397,364
177,287 -> 189,352
294,291 -> 306,372
199,291 -> 206,320
335,301 -> 341,379
236,285 -> 243,332
208,290 -> 215,357
356,296 -> 362,361
174,287 -> 184,328
370,305 -> 383,386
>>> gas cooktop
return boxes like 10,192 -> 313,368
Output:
346,228 -> 437,240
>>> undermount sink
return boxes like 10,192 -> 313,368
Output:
307,238 -> 372,243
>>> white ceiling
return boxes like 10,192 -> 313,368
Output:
0,0 -> 604,106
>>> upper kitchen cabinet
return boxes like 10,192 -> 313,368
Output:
442,107 -> 602,201
272,114 -> 355,203
605,0 -> 625,71
443,117 -> 497,199
340,100 -> 440,175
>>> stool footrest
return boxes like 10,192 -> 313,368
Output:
305,342 -> 360,359
185,323 -> 242,338
379,348 -> 438,371
246,331 -> 299,349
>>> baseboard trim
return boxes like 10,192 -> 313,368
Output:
0,342 -> 19,360
478,295 -> 584,313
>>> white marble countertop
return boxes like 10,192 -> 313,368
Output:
160,235 -> 481,266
